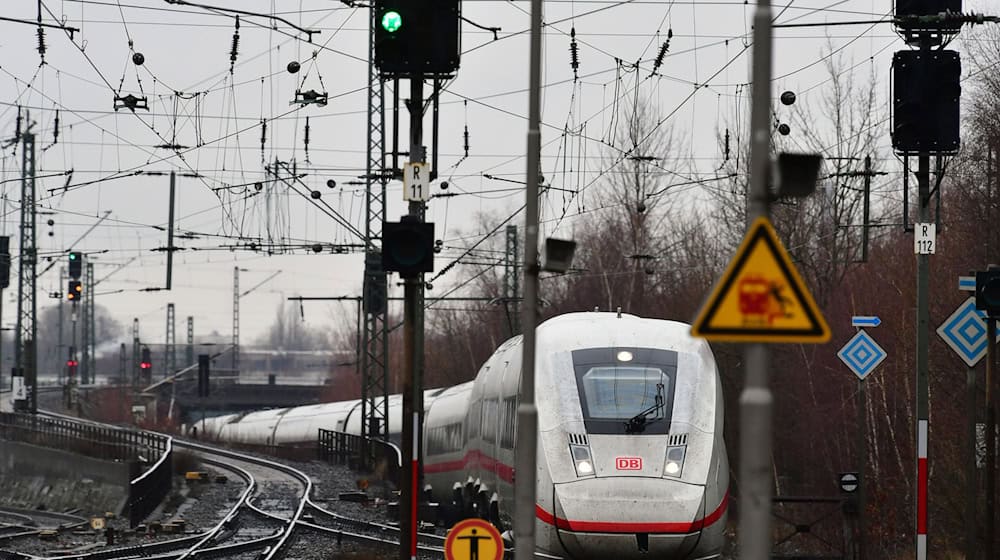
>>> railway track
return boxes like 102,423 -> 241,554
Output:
0,508 -> 88,547
179,441 -> 449,559
12,413 -> 480,560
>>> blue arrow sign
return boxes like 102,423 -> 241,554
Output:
851,316 -> 881,328
959,276 -> 976,292
936,297 -> 1000,367
838,330 -> 888,380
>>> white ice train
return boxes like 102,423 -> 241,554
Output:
200,312 -> 729,559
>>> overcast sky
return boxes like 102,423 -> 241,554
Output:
0,0 -> 952,352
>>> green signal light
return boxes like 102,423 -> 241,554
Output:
381,11 -> 402,33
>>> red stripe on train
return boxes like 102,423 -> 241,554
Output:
424,450 -> 515,483
535,492 -> 729,534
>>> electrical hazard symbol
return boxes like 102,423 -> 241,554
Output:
445,519 -> 504,560
691,217 -> 830,343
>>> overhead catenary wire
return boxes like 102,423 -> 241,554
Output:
0,2 -> 908,318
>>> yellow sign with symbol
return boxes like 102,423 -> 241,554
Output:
691,217 -> 830,343
444,518 -> 504,560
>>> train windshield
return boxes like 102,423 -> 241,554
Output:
571,347 -> 677,435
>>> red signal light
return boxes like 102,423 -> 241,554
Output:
140,362 -> 151,369
66,360 -> 78,367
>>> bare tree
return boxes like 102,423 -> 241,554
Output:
256,301 -> 330,351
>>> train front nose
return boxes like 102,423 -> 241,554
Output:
545,478 -> 723,560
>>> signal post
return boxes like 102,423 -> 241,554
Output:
370,2 -> 460,558
976,266 -> 1000,557
65,252 -> 84,406
690,3 -> 827,558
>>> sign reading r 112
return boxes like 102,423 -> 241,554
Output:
914,223 -> 935,255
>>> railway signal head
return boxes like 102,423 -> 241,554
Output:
68,251 -> 83,279
381,10 -> 402,33
140,347 -> 152,371
382,217 -> 435,278
0,236 -> 9,289
976,267 -> 1000,317
67,280 -> 82,301
373,0 -> 461,77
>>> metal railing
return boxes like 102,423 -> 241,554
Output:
318,428 -> 401,488
128,436 -> 172,527
0,412 -> 168,462
0,412 -> 172,528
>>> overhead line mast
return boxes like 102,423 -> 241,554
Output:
14,122 -> 37,413
362,0 -> 391,454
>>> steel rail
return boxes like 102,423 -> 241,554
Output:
173,440 -> 312,560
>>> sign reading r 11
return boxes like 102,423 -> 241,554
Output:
914,223 -> 935,255
403,162 -> 429,202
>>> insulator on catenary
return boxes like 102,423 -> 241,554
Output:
651,28 -> 672,76
304,117 -> 311,161
723,128 -> 730,162
260,119 -> 267,157
52,110 -> 60,144
463,125 -> 470,158
569,27 -> 580,78
37,26 -> 46,62
229,17 -> 241,73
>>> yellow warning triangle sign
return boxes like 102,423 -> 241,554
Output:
691,217 -> 830,343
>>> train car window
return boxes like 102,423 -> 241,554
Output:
571,347 -> 677,435
483,398 -> 499,441
500,396 -> 517,449
427,423 -> 464,455
466,401 -> 481,439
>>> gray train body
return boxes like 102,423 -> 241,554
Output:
200,312 -> 729,559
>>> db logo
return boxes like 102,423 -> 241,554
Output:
615,457 -> 642,470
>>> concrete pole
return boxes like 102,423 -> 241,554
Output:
967,360 -> 977,560
738,1 -> 774,559
858,376 -> 867,560
986,292 -> 996,560
514,0 -> 542,555
915,151 -> 930,560
400,73 -> 425,560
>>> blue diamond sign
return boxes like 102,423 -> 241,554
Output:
838,330 -> 887,380
936,297 -> 1000,368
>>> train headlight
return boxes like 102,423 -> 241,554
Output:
570,444 -> 595,477
664,445 -> 686,477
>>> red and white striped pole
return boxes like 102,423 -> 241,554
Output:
917,419 -> 927,560
411,411 -> 419,560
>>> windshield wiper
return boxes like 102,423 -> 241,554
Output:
624,383 -> 664,434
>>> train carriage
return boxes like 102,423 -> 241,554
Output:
202,311 -> 729,559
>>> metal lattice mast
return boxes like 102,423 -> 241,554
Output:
57,267 -> 64,386
87,262 -> 95,381
165,303 -> 176,378
131,318 -> 140,386
119,343 -> 126,384
186,316 -> 194,368
14,129 -> 37,412
119,342 -> 127,419
504,225 -> 521,336
361,3 -> 390,443
81,261 -> 91,385
232,267 -> 240,377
